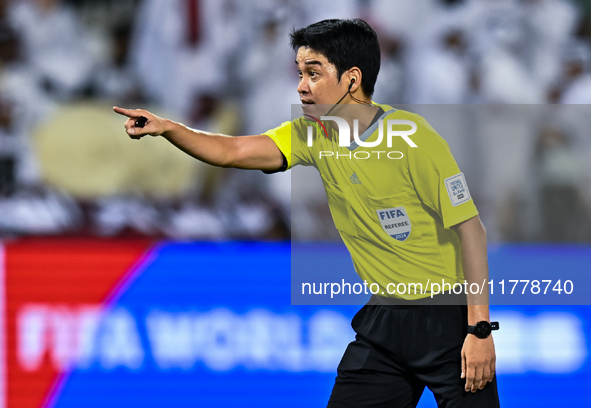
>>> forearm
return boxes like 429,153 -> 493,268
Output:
113,107 -> 284,171
162,120 -> 237,167
454,216 -> 490,324
455,216 -> 497,392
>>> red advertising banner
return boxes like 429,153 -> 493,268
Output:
3,239 -> 153,408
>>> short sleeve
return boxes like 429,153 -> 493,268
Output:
262,120 -> 312,169
407,117 -> 479,228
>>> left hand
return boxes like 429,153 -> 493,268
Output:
460,334 -> 496,393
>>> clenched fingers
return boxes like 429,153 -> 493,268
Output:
113,107 -> 161,139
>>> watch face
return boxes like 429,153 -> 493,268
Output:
475,321 -> 492,338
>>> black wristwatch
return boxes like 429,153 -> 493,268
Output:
467,321 -> 499,339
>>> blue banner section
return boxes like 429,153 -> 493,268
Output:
292,243 -> 591,305
50,242 -> 590,408
487,244 -> 591,305
291,242 -> 370,305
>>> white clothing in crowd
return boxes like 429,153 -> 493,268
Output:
8,0 -> 96,98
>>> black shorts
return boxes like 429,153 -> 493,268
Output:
327,295 -> 500,408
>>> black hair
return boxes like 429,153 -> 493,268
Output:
290,19 -> 381,97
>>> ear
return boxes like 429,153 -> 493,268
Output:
347,67 -> 363,94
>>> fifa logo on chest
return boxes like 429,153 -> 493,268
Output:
376,206 -> 412,241
379,208 -> 406,220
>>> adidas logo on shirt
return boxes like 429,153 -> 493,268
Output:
350,172 -> 362,184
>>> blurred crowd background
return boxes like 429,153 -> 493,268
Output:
0,0 -> 590,242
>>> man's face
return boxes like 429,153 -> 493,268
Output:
296,46 -> 349,106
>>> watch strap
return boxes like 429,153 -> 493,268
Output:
467,321 -> 500,336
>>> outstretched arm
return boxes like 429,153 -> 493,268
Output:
113,107 -> 284,171
451,215 -> 496,394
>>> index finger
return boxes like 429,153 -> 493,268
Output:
464,365 -> 475,392
113,106 -> 142,118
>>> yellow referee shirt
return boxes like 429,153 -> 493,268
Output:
264,103 -> 478,299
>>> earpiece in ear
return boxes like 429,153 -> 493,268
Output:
349,78 -> 356,91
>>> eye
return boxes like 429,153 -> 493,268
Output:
309,71 -> 317,78
297,70 -> 303,78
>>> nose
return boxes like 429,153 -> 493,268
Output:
297,78 -> 309,95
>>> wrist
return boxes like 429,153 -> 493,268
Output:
467,321 -> 499,338
161,119 -> 178,138
467,304 -> 489,325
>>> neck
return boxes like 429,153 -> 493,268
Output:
328,99 -> 379,143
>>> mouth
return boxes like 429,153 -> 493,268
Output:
301,100 -> 315,105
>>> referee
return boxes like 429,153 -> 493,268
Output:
115,19 -> 500,408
